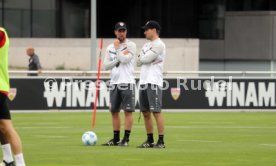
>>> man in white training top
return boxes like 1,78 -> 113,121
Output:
102,22 -> 136,147
137,20 -> 166,148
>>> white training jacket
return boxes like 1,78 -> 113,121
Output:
137,38 -> 166,87
103,39 -> 136,85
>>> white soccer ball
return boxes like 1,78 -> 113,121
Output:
82,131 -> 97,146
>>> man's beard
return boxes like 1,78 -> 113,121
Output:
118,36 -> 125,42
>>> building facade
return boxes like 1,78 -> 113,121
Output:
1,0 -> 276,71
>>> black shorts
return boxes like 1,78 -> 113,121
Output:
109,84 -> 135,112
0,93 -> 11,120
139,84 -> 162,112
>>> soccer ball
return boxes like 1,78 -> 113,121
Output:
82,131 -> 97,146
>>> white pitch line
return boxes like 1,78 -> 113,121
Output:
34,135 -> 67,138
120,159 -> 144,161
16,122 -> 62,126
165,126 -> 276,129
10,109 -> 276,113
177,139 -> 222,143
17,126 -> 72,129
33,122 -> 61,125
189,122 -> 234,124
260,144 -> 276,147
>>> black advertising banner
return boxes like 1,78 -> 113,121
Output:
7,77 -> 276,110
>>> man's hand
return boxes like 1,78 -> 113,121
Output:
114,39 -> 120,50
123,50 -> 129,55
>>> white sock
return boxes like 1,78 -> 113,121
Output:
14,153 -> 25,166
1,144 -> 13,163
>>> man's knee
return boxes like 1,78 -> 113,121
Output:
143,111 -> 151,119
111,112 -> 120,118
153,112 -> 162,117
0,121 -> 11,135
124,111 -> 132,117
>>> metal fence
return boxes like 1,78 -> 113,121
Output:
9,70 -> 276,78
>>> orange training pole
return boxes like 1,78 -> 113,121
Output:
92,38 -> 103,128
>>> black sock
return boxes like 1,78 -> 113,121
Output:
113,130 -> 120,142
158,135 -> 164,144
123,130 -> 131,141
147,133 -> 154,143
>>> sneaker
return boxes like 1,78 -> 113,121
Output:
137,140 -> 154,148
118,139 -> 129,147
101,139 -> 120,146
153,141 -> 165,148
0,161 -> 15,166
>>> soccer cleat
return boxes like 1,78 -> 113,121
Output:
137,140 -> 154,148
153,141 -> 166,148
101,139 -> 120,146
0,161 -> 16,166
118,139 -> 129,147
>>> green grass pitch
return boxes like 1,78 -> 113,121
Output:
5,112 -> 276,166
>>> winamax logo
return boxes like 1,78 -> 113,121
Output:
205,81 -> 276,107
43,79 -> 140,108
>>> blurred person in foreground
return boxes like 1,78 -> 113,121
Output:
0,27 -> 26,166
